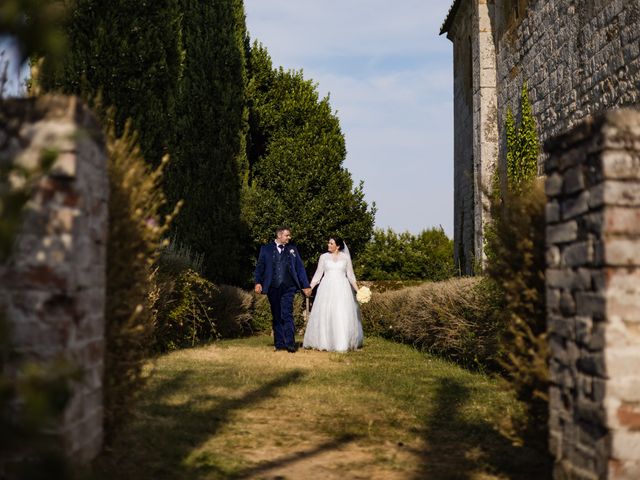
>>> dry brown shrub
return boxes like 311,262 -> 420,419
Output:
105,112 -> 180,441
361,277 -> 502,369
485,178 -> 548,451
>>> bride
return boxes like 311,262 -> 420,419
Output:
303,236 -> 364,352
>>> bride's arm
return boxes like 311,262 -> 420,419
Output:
309,254 -> 326,289
345,253 -> 358,291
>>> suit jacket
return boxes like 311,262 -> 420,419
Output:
254,242 -> 310,292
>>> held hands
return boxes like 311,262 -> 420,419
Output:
255,284 -> 262,294
302,288 -> 312,297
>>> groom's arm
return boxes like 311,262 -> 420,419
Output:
293,248 -> 311,290
254,246 -> 266,293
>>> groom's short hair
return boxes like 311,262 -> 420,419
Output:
275,226 -> 291,235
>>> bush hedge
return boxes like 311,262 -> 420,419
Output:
360,277 -> 503,369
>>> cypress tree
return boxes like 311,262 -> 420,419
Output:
166,0 -> 250,285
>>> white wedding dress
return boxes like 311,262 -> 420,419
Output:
303,252 -> 364,352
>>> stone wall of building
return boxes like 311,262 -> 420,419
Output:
545,108 -> 640,479
495,0 -> 640,158
443,0 -> 640,272
446,0 -> 477,273
0,95 -> 108,462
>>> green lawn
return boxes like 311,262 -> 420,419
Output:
96,336 -> 548,479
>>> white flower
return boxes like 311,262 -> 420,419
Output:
289,248 -> 295,256
356,286 -> 372,304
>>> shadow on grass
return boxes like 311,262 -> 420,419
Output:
96,366 -> 308,479
229,433 -> 359,479
413,377 -> 551,480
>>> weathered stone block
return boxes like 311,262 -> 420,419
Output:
605,239 -> 640,266
603,180 -> 640,206
575,291 -> 606,318
547,245 -> 562,268
606,347 -> 640,377
547,172 -> 565,196
601,150 -> 640,180
564,165 -> 586,194
562,241 -> 594,267
610,430 -> 640,461
548,220 -> 579,244
604,207 -> 640,234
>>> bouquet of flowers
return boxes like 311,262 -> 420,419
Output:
356,286 -> 372,304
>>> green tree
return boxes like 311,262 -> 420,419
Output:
243,42 -> 375,269
355,227 -> 455,281
166,0 -> 250,285
39,0 -> 183,166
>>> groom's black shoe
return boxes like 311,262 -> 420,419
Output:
286,345 -> 298,353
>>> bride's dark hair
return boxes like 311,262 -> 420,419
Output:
329,236 -> 345,251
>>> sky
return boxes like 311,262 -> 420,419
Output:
0,36 -> 29,97
244,1 -> 455,237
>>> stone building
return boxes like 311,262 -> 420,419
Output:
440,0 -> 640,274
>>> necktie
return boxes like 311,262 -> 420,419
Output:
278,244 -> 284,253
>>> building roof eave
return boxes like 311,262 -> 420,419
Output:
439,0 -> 464,36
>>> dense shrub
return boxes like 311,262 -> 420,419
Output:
485,82 -> 548,453
151,244 -> 256,350
151,269 -> 219,351
485,180 -> 547,448
104,113 -> 180,441
360,277 -> 503,369
166,0 -> 251,285
354,227 -> 455,281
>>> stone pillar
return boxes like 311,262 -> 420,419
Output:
472,0 -> 498,268
545,109 -> 640,479
0,95 -> 108,462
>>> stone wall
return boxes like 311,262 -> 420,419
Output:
545,108 -> 640,479
0,96 -> 108,462
496,0 -> 640,158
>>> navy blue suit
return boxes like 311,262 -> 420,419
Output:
255,242 -> 310,349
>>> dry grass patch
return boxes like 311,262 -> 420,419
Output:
96,336 -> 548,479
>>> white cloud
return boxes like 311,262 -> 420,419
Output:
245,0 -> 452,64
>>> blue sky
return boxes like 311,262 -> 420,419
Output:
244,1 -> 455,237
0,36 -> 29,96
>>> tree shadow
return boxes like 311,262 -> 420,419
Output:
95,366 -> 309,479
207,433 -> 360,480
413,377 -> 551,480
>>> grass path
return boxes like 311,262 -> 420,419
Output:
97,336 -> 547,479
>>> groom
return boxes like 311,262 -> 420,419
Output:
254,226 -> 312,352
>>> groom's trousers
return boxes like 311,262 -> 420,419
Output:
267,284 -> 297,349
